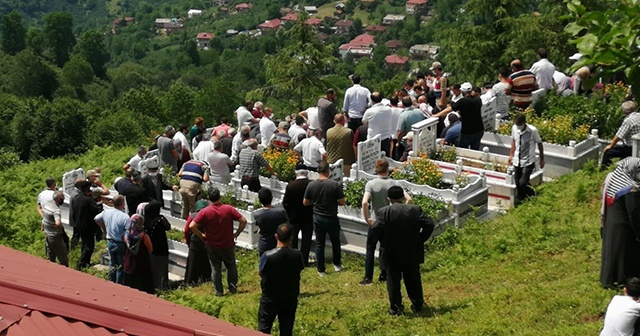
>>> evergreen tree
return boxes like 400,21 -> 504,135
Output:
74,30 -> 108,78
43,12 -> 76,67
1,11 -> 26,55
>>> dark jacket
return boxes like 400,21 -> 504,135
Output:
373,203 -> 434,266
221,137 -> 233,157
71,192 -> 100,235
141,174 -> 171,207
283,177 -> 313,224
121,183 -> 152,216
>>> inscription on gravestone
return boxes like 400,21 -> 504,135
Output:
357,134 -> 381,173
62,168 -> 85,196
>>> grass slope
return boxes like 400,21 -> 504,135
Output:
163,162 -> 616,335
0,148 -> 616,335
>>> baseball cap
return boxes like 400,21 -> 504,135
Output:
278,121 -> 290,130
460,82 -> 473,92
569,53 -> 583,61
429,61 -> 442,70
402,131 -> 414,141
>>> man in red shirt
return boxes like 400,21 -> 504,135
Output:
190,187 -> 247,296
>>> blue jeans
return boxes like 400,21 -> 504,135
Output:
313,214 -> 342,273
107,240 -> 126,284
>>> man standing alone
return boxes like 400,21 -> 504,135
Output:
94,195 -> 129,284
257,224 -> 305,336
508,113 -> 545,205
303,161 -> 346,277
373,186 -> 434,315
42,191 -> 68,267
158,126 -> 180,173
190,188 -> 247,296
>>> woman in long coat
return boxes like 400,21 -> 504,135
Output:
183,199 -> 212,285
600,157 -> 640,288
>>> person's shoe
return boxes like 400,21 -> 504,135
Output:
378,275 -> 387,283
318,271 -> 327,277
229,289 -> 237,294
359,279 -> 373,286
411,305 -> 423,313
388,308 -> 404,316
214,292 -> 224,297
333,264 -> 343,272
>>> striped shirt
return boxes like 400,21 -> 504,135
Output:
181,160 -> 207,183
616,112 -> 640,146
511,124 -> 542,167
509,70 -> 537,108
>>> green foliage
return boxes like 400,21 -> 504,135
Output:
411,193 -> 447,219
498,108 -> 591,145
7,49 -> 59,99
74,30 -> 108,78
565,0 -> 640,98
432,145 -> 458,163
1,10 -> 25,55
260,149 -> 298,183
43,12 -> 76,67
343,179 -> 367,207
61,54 -> 94,89
391,155 -> 444,188
0,147 -> 20,169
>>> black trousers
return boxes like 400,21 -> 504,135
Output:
386,262 -> 424,312
292,220 -> 313,267
513,163 -> 536,204
77,231 -> 95,269
364,227 -> 385,281
347,117 -> 362,133
601,145 -> 632,168
381,138 -> 391,157
241,176 -> 262,192
258,297 -> 298,336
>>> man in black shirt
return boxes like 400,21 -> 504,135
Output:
71,181 -> 101,269
433,82 -> 484,150
258,224 -> 305,336
303,161 -> 346,277
283,169 -> 314,266
255,189 -> 289,256
120,171 -> 152,216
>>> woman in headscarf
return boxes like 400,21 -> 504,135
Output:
183,199 -> 212,285
123,214 -> 154,294
143,201 -> 171,291
600,157 -> 640,288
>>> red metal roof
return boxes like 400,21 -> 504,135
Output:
306,17 -> 322,25
350,33 -> 375,47
385,54 -> 409,64
281,12 -> 298,21
196,32 -> 214,39
0,245 -> 263,336
335,19 -> 353,27
407,0 -> 428,5
365,24 -> 386,32
235,3 -> 252,9
258,19 -> 281,29
385,40 -> 404,48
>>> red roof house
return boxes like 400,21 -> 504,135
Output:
258,19 -> 282,33
385,39 -> 404,50
365,24 -> 386,33
406,0 -> 428,14
306,17 -> 322,26
196,32 -> 214,49
0,245 -> 263,336
281,12 -> 298,22
235,3 -> 253,12
350,33 -> 375,47
385,54 -> 409,66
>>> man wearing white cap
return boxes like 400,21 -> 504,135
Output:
433,82 -> 484,150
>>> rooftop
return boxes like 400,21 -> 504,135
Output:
306,17 -> 322,26
235,3 -> 252,9
258,19 -> 282,29
335,19 -> 353,27
196,32 -> 214,39
407,0 -> 429,5
385,54 -> 409,64
282,12 -> 298,21
365,24 -> 386,32
0,244 -> 262,336
350,33 -> 375,47
385,40 -> 404,48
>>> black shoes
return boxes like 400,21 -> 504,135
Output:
359,279 -> 373,286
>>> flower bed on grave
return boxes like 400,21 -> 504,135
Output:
429,146 -> 543,208
260,148 -> 299,183
481,108 -> 600,179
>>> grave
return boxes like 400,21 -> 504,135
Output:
62,168 -> 85,197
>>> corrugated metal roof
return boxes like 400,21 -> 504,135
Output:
0,245 -> 263,336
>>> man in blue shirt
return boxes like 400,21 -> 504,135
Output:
94,195 -> 130,284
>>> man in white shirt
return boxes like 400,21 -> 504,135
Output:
600,277 -> 640,336
124,146 -> 147,172
174,124 -> 191,153
259,107 -> 277,149
231,125 -> 251,163
362,92 -> 393,157
208,140 -> 235,184
553,70 -> 572,95
294,129 -> 327,171
301,106 -> 321,131
480,82 -> 495,104
529,48 -> 556,91
37,177 -> 57,219
288,115 -> 307,145
492,67 -> 512,116
235,101 -> 258,127
508,113 -> 545,206
192,132 -> 215,162
343,74 -> 371,133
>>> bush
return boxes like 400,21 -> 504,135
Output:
261,149 -> 299,182
498,108 -> 590,145
344,179 -> 366,207
411,193 -> 447,219
391,154 -> 443,187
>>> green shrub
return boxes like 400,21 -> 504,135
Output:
343,179 -> 366,208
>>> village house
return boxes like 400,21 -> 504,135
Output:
235,3 -> 253,13
213,0 -> 228,5
155,18 -> 184,35
406,0 -> 429,15
196,32 -> 214,49
257,19 -> 281,34
188,9 -> 203,18
409,44 -> 439,59
304,6 -> 318,14
385,54 -> 409,68
365,24 -> 386,34
112,17 -> 135,31
339,33 -> 375,60
383,14 -> 406,25
335,19 -> 353,35
385,40 -> 404,52
281,12 -> 298,22
219,7 -> 229,17
306,17 -> 322,27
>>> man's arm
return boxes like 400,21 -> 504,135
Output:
171,148 -> 179,159
303,198 -> 312,206
537,142 -> 545,168
604,135 -> 621,153
362,191 -> 373,225
508,139 -> 516,166
189,219 -> 206,241
234,216 -> 247,239
418,209 -> 435,243
337,197 -> 346,206
432,104 -> 452,119
202,170 -> 210,182
404,191 -> 413,204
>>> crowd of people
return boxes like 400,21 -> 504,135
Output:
34,46 -> 640,335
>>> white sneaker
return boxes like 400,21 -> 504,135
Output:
318,271 -> 327,277
334,265 -> 343,272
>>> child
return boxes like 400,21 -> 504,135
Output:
601,277 -> 640,336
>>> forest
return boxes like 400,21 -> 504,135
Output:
0,0 -> 631,164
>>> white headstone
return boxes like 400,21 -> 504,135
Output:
531,88 -> 546,107
481,97 -> 497,131
138,156 -> 160,177
357,134 -> 382,173
62,168 -> 85,196
411,117 -> 439,156
145,149 -> 159,159
329,159 -> 344,183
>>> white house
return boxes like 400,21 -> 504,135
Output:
188,9 -> 203,18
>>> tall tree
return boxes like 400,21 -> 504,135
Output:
264,13 -> 337,110
61,54 -> 94,89
184,39 -> 200,66
0,11 -> 26,55
7,49 -> 59,99
25,27 -> 45,55
74,30 -> 108,78
43,12 -> 76,67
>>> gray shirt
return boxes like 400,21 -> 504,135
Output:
41,199 -> 62,237
208,151 -> 233,183
157,136 -> 177,170
365,177 -> 397,219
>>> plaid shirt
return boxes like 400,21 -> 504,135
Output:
239,147 -> 268,178
616,112 -> 640,146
